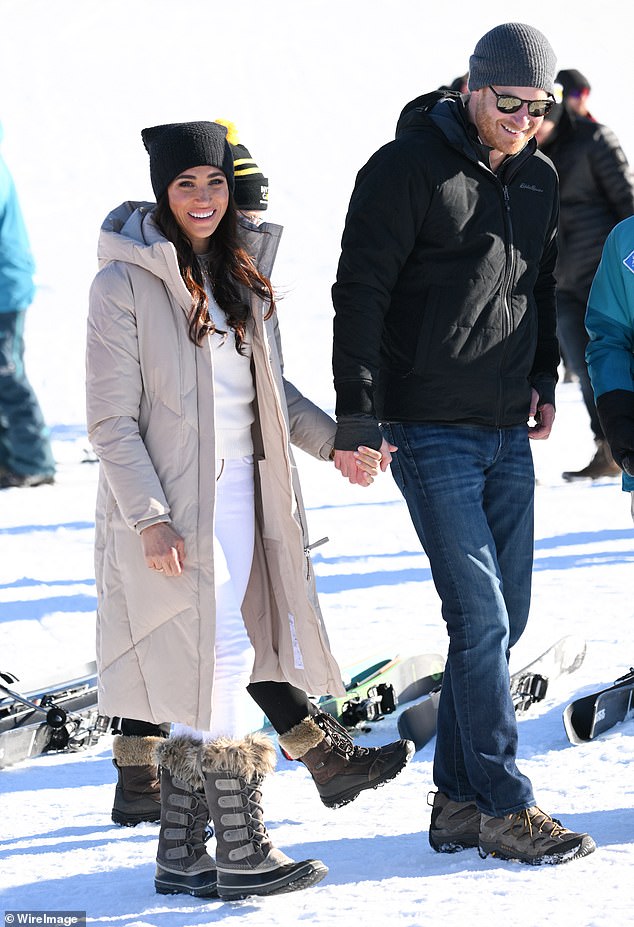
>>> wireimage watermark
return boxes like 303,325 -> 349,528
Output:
4,914 -> 86,927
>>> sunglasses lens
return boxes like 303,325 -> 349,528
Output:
496,96 -> 522,113
528,101 -> 553,117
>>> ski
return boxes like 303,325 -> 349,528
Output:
563,667 -> 634,744
0,662 -> 109,769
397,634 -> 587,752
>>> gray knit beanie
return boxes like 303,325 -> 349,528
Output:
141,121 -> 235,200
468,23 -> 557,94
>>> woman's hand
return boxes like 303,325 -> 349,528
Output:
333,439 -> 397,486
140,522 -> 186,576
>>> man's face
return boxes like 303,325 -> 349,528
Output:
469,85 -> 550,158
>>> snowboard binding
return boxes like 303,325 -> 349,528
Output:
340,682 -> 397,726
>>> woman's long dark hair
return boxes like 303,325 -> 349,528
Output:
153,190 -> 275,351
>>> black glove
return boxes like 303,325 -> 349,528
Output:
334,415 -> 383,452
596,389 -> 634,475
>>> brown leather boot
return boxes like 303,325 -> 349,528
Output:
279,712 -> 414,808
562,439 -> 621,481
111,734 -> 163,826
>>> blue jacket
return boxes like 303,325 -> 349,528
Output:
0,123 -> 36,312
585,216 -> 634,491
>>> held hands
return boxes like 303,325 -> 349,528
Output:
140,522 -> 185,576
333,438 -> 397,486
528,388 -> 555,440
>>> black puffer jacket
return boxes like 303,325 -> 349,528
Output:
332,93 -> 560,449
538,106 -> 634,298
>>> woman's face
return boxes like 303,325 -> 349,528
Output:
167,165 -> 230,253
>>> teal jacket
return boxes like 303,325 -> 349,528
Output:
585,216 -> 634,491
0,123 -> 36,312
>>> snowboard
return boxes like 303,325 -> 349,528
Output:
0,662 -> 108,769
397,634 -> 587,752
509,634 -> 587,712
563,667 -> 634,744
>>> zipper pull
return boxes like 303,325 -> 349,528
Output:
304,536 -> 329,555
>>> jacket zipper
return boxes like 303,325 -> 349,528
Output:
497,182 -> 516,427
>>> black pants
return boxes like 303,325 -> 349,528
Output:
557,289 -> 603,440
118,681 -> 312,740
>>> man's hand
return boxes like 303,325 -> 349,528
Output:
333,438 -> 397,486
528,388 -> 555,440
140,522 -> 185,576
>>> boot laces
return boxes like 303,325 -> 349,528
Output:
238,776 -> 270,849
315,712 -> 368,757
517,807 -> 568,840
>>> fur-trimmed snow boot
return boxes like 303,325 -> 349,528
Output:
153,736 -> 217,898
279,711 -> 414,808
111,734 -> 163,826
200,732 -> 328,900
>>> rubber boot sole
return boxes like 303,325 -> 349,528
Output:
217,859 -> 328,900
154,866 -> 218,897
112,806 -> 161,826
319,740 -> 415,809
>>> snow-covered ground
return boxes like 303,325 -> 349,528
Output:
1,2 -> 633,925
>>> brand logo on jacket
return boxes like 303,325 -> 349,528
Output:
623,250 -> 634,275
519,183 -> 544,193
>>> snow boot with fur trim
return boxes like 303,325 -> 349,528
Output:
279,711 -> 414,809
111,734 -> 163,826
201,732 -> 328,900
153,736 -> 217,897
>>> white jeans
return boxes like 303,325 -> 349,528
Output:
172,456 -> 264,741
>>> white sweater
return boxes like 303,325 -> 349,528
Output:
202,276 -> 255,460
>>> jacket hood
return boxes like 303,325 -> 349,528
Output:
396,90 -> 538,170
96,201 -> 191,308
96,201 -> 285,311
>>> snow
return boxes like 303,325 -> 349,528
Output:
1,1 -> 634,924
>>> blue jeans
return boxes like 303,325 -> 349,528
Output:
0,310 -> 55,477
384,422 -> 535,817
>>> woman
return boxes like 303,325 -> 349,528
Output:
87,121 -> 403,902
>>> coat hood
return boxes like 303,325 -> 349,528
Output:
96,201 -> 192,309
395,90 -> 538,169
96,202 -> 284,311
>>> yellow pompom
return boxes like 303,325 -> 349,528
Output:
214,118 -> 240,146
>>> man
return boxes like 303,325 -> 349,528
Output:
331,23 -> 596,865
556,68 -> 594,120
535,100 -> 634,480
585,217 -> 634,521
0,121 -> 55,489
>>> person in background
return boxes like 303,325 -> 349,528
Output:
439,74 -> 468,94
535,96 -> 634,480
89,120 -> 411,901
0,121 -> 55,489
556,69 -> 594,120
331,22 -> 597,865
585,217 -> 634,521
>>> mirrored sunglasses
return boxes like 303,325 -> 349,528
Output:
488,86 -> 554,118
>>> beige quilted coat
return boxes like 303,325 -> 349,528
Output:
86,203 -> 344,728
